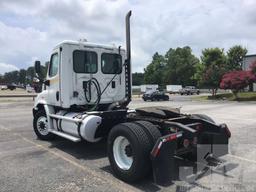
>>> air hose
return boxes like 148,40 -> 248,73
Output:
84,78 -> 101,110
84,74 -> 121,111
84,61 -> 126,111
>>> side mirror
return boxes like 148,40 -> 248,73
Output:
44,80 -> 50,86
35,60 -> 41,75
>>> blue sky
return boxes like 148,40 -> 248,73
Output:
0,0 -> 256,74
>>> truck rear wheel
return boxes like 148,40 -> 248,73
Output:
33,110 -> 55,140
134,121 -> 161,145
107,122 -> 152,182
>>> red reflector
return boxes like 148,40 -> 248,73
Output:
165,134 -> 177,142
151,141 -> 163,157
152,147 -> 160,157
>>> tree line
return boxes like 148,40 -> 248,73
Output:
0,45 -> 253,96
134,45 -> 250,95
0,62 -> 48,86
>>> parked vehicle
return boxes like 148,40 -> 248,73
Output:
142,90 -> 169,101
26,85 -> 35,93
1,85 -> 8,90
7,84 -> 16,90
32,11 -> 230,185
166,85 -> 182,94
180,86 -> 200,95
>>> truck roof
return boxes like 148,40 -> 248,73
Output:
54,40 -> 125,51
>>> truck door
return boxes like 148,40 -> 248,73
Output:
47,51 -> 61,106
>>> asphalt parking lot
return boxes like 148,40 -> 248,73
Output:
0,96 -> 256,192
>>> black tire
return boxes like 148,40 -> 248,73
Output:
192,114 -> 215,123
33,110 -> 55,140
134,121 -> 161,145
107,122 -> 152,182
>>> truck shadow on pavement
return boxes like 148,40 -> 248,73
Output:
48,137 -> 108,160
46,137 -> 239,192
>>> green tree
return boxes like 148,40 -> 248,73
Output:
164,46 -> 199,86
227,45 -> 247,71
26,66 -> 35,84
19,69 -> 27,85
144,52 -> 166,86
199,48 -> 228,95
132,72 -> 144,85
0,74 -> 4,83
4,70 -> 19,84
1,62 -> 49,85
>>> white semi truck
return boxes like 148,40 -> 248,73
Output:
32,11 -> 231,185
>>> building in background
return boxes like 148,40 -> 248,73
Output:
242,54 -> 256,91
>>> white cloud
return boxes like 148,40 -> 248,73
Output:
0,21 -> 50,68
0,62 -> 19,74
0,0 -> 256,72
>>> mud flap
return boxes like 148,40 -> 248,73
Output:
199,129 -> 229,158
212,132 -> 229,157
150,132 -> 182,186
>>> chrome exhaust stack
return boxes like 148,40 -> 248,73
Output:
125,10 -> 132,103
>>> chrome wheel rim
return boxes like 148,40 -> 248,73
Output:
36,116 -> 48,136
113,136 -> 133,170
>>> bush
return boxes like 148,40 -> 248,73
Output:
220,70 -> 256,98
250,60 -> 256,75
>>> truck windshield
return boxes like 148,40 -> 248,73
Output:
101,53 -> 122,74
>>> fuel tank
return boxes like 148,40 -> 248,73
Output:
53,111 -> 102,142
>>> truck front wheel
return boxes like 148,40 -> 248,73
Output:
107,122 -> 152,182
33,110 -> 55,140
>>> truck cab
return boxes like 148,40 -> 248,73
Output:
35,40 -> 128,110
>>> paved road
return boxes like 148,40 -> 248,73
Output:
0,97 -> 256,192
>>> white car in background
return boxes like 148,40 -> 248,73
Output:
1,85 -> 8,90
179,86 -> 200,95
26,85 -> 35,93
